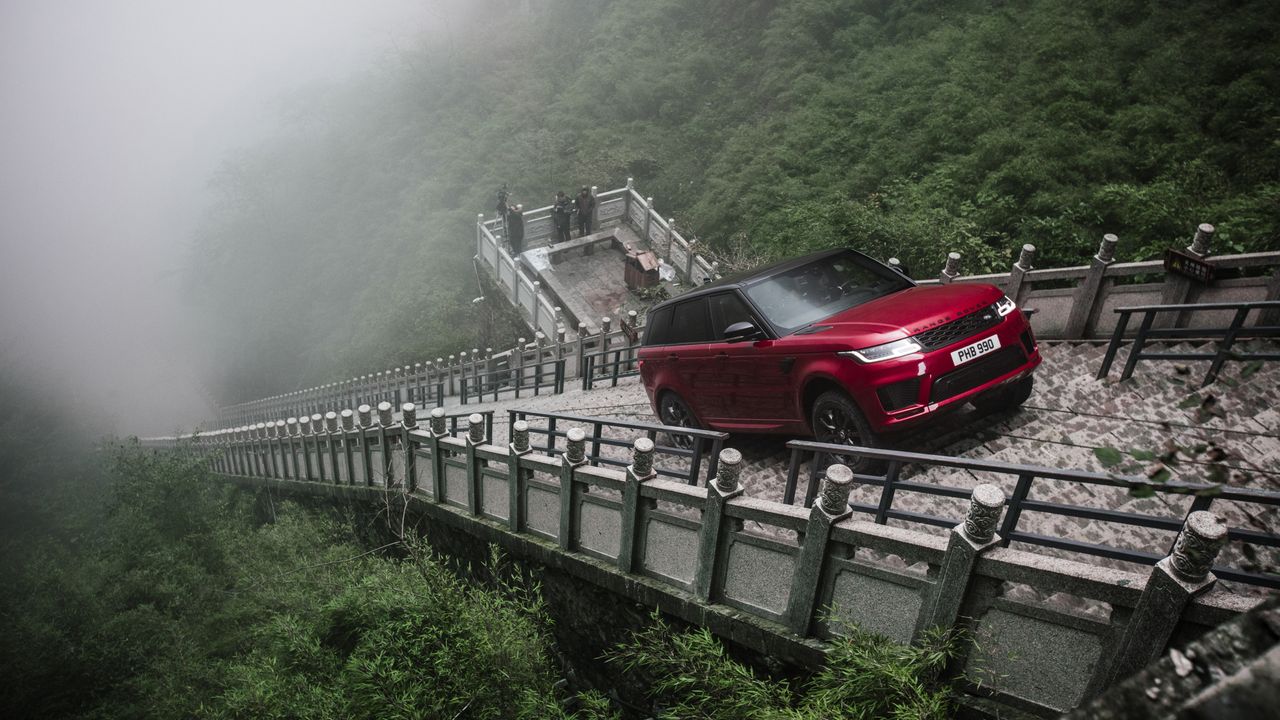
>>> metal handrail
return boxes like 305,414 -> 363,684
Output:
582,346 -> 641,390
784,439 -> 1280,588
508,409 -> 728,486
460,358 -> 565,404
1097,300 -> 1280,386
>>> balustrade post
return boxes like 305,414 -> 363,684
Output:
427,408 -> 448,502
285,417 -> 300,479
357,404 -> 374,486
575,322 -> 588,378
617,438 -> 657,573
1066,234 -> 1118,338
1006,244 -> 1036,305
1160,223 -> 1216,328
401,403 -> 418,492
308,413 -> 323,481
624,177 -> 634,219
507,420 -> 531,532
693,449 -> 745,601
683,230 -> 695,280
559,427 -> 587,550
465,413 -> 486,515
339,409 -> 355,484
1094,511 -> 1227,693
939,252 -> 962,284
324,412 -> 339,484
644,197 -> 654,244
785,463 -> 855,634
920,484 -> 1005,632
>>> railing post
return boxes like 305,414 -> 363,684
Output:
1065,234 -> 1118,338
324,412 -> 339,484
1159,223 -> 1215,329
1096,309 -> 1133,379
559,427 -> 587,550
623,177 -> 633,219
785,463 -> 855,635
591,184 -> 600,231
401,403 -> 418,492
1006,244 -> 1036,305
428,408 -> 448,502
1204,306 -> 1251,386
339,410 -> 355,484
1095,511 -> 1227,692
939,252 -> 962,284
465,413 -> 485,516
507,420 -> 531,532
575,322 -> 588,378
376,402 -> 394,486
694,448 -> 744,601
920,484 -> 1005,631
643,197 -> 654,244
617,438 -> 657,574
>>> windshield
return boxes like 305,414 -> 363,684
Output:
744,251 -> 911,333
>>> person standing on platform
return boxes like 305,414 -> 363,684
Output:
574,186 -> 595,237
506,204 -> 525,255
552,191 -> 573,243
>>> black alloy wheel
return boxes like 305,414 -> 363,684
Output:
811,390 -> 879,474
658,391 -> 698,451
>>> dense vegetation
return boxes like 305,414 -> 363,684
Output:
0,372 -> 606,718
192,0 -> 1280,403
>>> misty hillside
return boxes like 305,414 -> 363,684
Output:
191,0 -> 1280,403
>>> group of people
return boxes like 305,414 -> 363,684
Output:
497,186 -> 596,255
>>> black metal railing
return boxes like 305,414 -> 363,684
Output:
582,346 -> 641,390
507,409 -> 728,485
460,358 -> 565,405
784,440 -> 1280,588
1097,301 -> 1280,387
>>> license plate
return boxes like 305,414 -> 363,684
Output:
951,335 -> 1001,366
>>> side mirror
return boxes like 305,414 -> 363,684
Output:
723,321 -> 763,343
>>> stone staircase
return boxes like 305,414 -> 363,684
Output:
439,340 -> 1280,592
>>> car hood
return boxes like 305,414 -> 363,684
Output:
793,283 -> 1005,349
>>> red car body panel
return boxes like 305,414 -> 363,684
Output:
639,250 -> 1041,438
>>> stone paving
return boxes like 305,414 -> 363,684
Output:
439,341 -> 1280,594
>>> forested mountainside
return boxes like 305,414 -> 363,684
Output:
191,0 -> 1280,403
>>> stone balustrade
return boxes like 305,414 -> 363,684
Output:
141,417 -> 1257,717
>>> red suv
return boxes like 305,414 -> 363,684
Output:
638,248 -> 1040,451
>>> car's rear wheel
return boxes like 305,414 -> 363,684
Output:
657,391 -> 698,451
971,374 -> 1034,414
811,390 -> 880,473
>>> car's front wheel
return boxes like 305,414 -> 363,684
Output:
811,390 -> 879,473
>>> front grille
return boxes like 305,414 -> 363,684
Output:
877,379 -> 922,412
930,346 -> 1026,403
913,304 -> 1002,351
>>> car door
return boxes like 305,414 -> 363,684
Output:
705,291 -> 800,427
658,296 -> 716,422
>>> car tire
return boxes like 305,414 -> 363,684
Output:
657,391 -> 699,451
811,390 -> 880,473
972,374 -> 1034,414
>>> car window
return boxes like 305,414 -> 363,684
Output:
643,305 -> 673,346
666,298 -> 712,344
709,292 -> 756,339
745,251 -> 910,333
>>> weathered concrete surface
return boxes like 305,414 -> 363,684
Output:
1063,597 -> 1280,719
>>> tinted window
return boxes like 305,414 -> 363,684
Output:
709,292 -> 757,340
745,251 -> 911,333
667,298 -> 712,344
644,305 -> 673,346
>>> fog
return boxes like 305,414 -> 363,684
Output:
0,1 -> 459,436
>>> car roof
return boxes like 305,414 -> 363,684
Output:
649,247 -> 853,309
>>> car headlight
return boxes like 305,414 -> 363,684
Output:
839,338 -> 922,364
995,295 -> 1017,317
